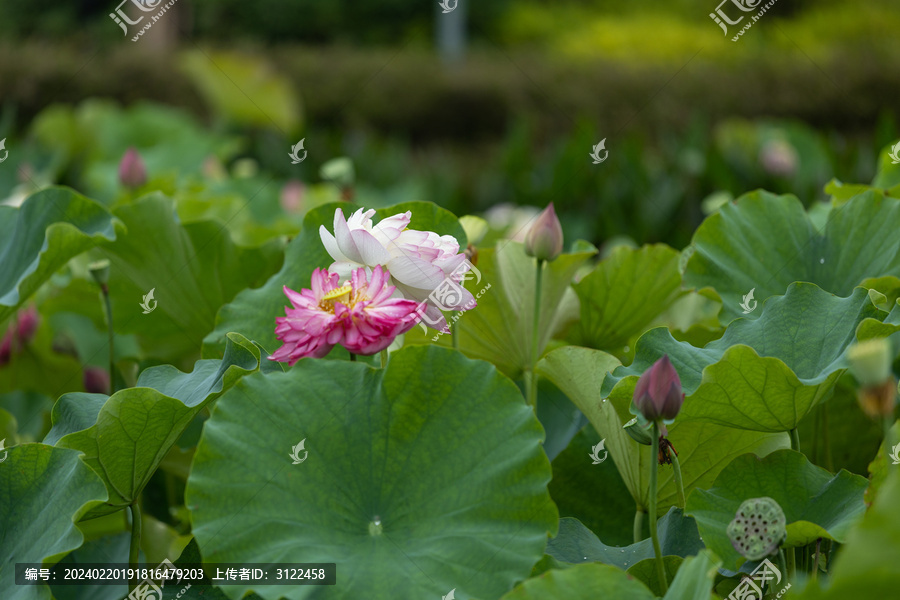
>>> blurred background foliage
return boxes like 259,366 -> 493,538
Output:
1,0 -> 898,270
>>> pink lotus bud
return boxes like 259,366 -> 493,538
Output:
632,355 -> 684,423
525,203 -> 564,261
15,306 -> 39,344
280,180 -> 305,213
0,330 -> 12,366
83,367 -> 111,394
119,147 -> 147,188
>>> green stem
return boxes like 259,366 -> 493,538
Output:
789,427 -> 800,452
649,422 -> 668,594
812,538 -> 821,581
668,447 -> 686,508
776,548 -> 788,590
811,406 -> 821,464
885,416 -> 894,466
452,318 -> 459,350
527,259 -> 544,408
787,545 -> 796,579
380,349 -> 388,368
633,508 -> 644,544
349,353 -> 357,362
128,502 -> 142,593
822,405 -> 834,471
101,283 -> 115,395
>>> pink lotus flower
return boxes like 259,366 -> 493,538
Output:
319,207 -> 475,330
270,265 -> 421,365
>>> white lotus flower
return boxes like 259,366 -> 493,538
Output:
319,208 -> 475,329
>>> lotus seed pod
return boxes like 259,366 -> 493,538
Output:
727,497 -> 786,561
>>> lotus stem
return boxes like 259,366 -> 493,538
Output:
527,259 -> 544,407
128,502 -> 142,593
667,446 -> 686,508
776,548 -> 788,589
100,283 -> 115,394
349,353 -> 357,362
789,428 -> 800,452
649,422 -> 668,593
822,406 -> 833,471
812,538 -> 821,580
633,507 -> 644,544
380,349 -> 388,368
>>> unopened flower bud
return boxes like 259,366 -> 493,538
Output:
118,147 -> 147,189
848,338 -> 893,387
524,203 -> 563,261
280,180 -> 305,214
83,367 -> 110,394
632,355 -> 684,423
728,497 -> 787,560
15,306 -> 39,344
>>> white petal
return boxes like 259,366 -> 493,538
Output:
319,225 -> 345,262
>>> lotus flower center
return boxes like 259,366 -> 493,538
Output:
319,284 -> 357,313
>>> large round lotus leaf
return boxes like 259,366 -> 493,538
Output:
186,345 -> 557,600
600,282 -> 884,432
0,444 -> 108,600
683,189 -> 900,324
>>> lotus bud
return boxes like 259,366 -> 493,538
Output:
83,367 -> 111,394
624,417 -> 654,445
0,331 -> 12,366
319,157 -> 355,189
89,260 -> 110,287
848,338 -> 893,387
459,215 -> 489,246
524,203 -> 564,261
15,306 -> 40,344
118,147 -> 147,188
632,355 -> 684,423
727,497 -> 787,561
280,180 -> 305,214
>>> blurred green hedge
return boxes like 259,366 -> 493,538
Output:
1,42 -> 898,143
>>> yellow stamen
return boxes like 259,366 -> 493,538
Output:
322,284 -> 352,302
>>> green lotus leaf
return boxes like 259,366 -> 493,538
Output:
546,510 -> 703,571
0,444 -> 108,600
600,283 -> 884,432
499,562 -> 656,600
683,189 -> 900,324
405,241 -> 594,377
185,345 -> 556,599
0,186 -> 121,323
45,332 -> 261,518
500,550 -> 719,600
100,194 -> 283,360
48,533 -> 132,600
788,469 -> 900,599
548,425 -> 637,546
538,345 -> 787,510
202,201 -> 466,357
568,244 -> 685,350
685,449 -> 868,571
